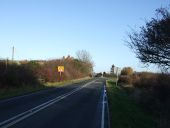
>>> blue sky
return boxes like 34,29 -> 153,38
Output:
0,0 -> 169,72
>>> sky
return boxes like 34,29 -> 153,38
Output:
0,0 -> 169,73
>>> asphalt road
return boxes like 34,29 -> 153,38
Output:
0,78 -> 109,128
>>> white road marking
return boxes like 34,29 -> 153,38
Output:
95,82 -> 103,84
0,80 -> 96,128
101,85 -> 106,128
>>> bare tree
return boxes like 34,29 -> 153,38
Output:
76,50 -> 91,62
126,7 -> 170,71
76,50 -> 94,74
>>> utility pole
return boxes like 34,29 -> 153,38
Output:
12,46 -> 14,62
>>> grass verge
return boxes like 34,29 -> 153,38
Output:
0,85 -> 47,100
106,80 -> 157,128
45,77 -> 90,87
0,77 -> 91,100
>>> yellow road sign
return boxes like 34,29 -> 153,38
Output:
58,66 -> 64,72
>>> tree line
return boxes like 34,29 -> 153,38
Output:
0,50 -> 93,88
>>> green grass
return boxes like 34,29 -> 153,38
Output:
107,80 -> 157,128
0,77 -> 91,100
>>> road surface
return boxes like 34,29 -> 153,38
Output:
0,78 -> 109,128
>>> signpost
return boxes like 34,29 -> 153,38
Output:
58,66 -> 64,81
115,67 -> 121,86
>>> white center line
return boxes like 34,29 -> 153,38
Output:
0,80 -> 96,128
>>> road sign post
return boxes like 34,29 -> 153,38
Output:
115,67 -> 121,86
58,66 -> 64,81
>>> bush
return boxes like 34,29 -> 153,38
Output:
0,62 -> 39,88
133,72 -> 157,89
132,72 -> 170,105
118,75 -> 133,85
153,74 -> 170,102
121,67 -> 133,76
0,56 -> 93,87
39,57 -> 92,82
95,72 -> 102,77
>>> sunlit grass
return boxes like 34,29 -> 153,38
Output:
45,77 -> 90,87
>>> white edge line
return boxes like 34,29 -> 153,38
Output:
101,85 -> 105,128
105,83 -> 110,128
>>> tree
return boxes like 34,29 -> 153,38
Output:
127,7 -> 170,71
121,67 -> 133,76
76,50 -> 93,64
103,72 -> 106,77
76,50 -> 94,74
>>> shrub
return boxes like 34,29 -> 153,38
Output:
152,74 -> 170,102
0,62 -> 39,88
133,72 -> 157,89
132,72 -> 170,103
121,67 -> 133,76
118,75 -> 133,85
0,55 -> 93,87
39,57 -> 92,82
